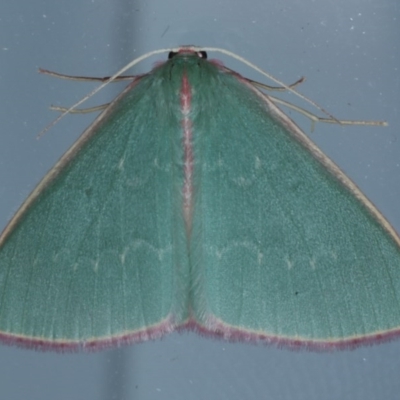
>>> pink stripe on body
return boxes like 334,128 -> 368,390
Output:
180,73 -> 194,235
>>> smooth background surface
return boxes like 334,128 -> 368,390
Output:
1,0 -> 399,399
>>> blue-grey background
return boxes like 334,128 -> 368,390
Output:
1,1 -> 399,399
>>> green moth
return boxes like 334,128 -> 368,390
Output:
0,47 -> 398,351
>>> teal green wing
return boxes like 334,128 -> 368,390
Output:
0,72 -> 187,350
190,65 -> 400,348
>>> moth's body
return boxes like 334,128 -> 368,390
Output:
0,48 -> 399,351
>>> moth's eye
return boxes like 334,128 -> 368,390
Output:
168,51 -> 178,59
198,51 -> 207,59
